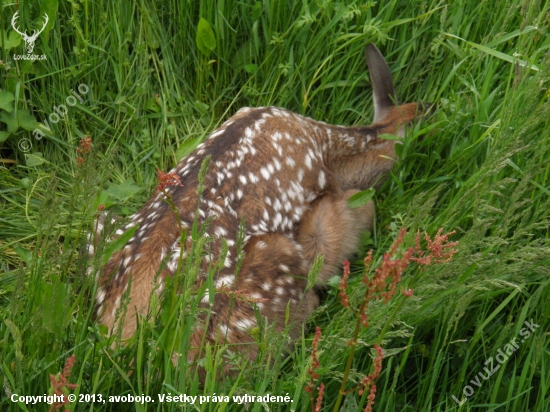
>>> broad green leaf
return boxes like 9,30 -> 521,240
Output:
2,30 -> 22,50
42,275 -> 67,335
18,110 -> 40,131
20,178 -> 32,189
175,137 -> 202,161
39,0 -> 59,47
0,131 -> 10,143
244,64 -> 258,74
0,111 -> 18,132
231,39 -> 254,71
0,90 -> 15,112
347,188 -> 376,209
0,109 -> 39,133
104,178 -> 144,201
196,18 -> 216,57
146,24 -> 160,49
252,2 -> 262,21
145,97 -> 161,113
326,275 -> 341,288
96,190 -> 117,209
41,0 -> 58,32
114,95 -> 126,105
25,152 -> 45,167
341,393 -> 359,412
194,100 -> 209,114
14,244 -> 32,264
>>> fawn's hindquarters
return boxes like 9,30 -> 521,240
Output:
298,189 -> 375,284
187,189 -> 375,377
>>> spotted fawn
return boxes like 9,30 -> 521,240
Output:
90,44 -> 429,374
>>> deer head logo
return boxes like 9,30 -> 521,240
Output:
11,11 -> 49,54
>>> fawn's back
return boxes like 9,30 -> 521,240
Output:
93,44 -> 428,374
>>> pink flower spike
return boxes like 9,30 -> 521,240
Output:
412,228 -> 459,266
314,383 -> 325,412
305,327 -> 322,395
339,260 -> 351,308
156,168 -> 184,192
401,287 -> 413,297
49,355 -> 78,411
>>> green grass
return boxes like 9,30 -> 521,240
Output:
1,0 -> 550,411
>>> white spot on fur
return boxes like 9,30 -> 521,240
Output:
96,289 -> 106,304
215,275 -> 235,288
273,212 -> 282,229
305,154 -> 312,170
260,167 -> 270,180
284,201 -> 292,213
249,172 -> 259,183
318,170 -> 326,189
210,129 -> 224,139
235,318 -> 256,330
215,226 -> 227,237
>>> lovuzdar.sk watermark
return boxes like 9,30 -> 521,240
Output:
11,11 -> 48,61
451,318 -> 540,406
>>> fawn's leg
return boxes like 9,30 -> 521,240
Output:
297,189 -> 375,284
188,233 -> 319,378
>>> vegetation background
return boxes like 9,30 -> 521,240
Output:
1,0 -> 549,410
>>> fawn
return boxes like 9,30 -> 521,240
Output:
91,44 -> 428,374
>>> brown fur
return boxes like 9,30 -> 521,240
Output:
89,44 -> 428,377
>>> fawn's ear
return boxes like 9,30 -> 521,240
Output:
365,44 -> 397,123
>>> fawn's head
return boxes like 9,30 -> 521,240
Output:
365,43 -> 431,135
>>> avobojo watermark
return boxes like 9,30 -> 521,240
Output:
32,84 -> 90,141
450,318 -> 540,406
